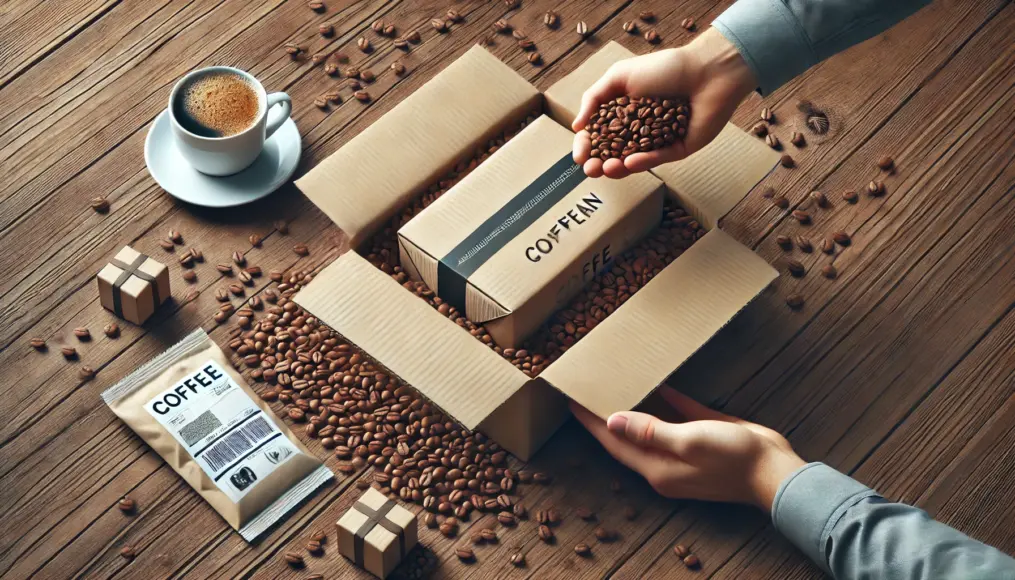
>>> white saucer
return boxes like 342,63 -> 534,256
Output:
144,110 -> 301,208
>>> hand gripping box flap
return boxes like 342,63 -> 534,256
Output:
544,41 -> 781,229
540,229 -> 777,418
295,46 -> 541,245
293,252 -> 560,458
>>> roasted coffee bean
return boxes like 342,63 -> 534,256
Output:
512,503 -> 527,518
293,243 -> 310,256
776,235 -> 793,251
773,196 -> 789,209
216,263 -> 233,274
810,190 -> 829,208
169,229 -> 183,244
319,22 -> 334,36
349,80 -> 361,90
532,472 -> 551,484
391,62 -> 406,76
118,496 -> 136,513
576,21 -> 588,37
371,19 -> 385,33
284,551 -> 304,566
455,546 -> 475,562
751,122 -> 768,137
795,236 -> 813,253
780,154 -> 794,168
360,70 -> 375,82
791,210 -> 811,224
786,293 -> 805,309
308,0 -> 324,11
538,524 -> 554,542
159,239 -> 175,251
787,259 -> 805,277
307,575 -> 324,580
510,552 -> 526,566
248,233 -> 263,248
314,96 -> 329,110
431,18 -> 447,32
120,546 -> 136,560
790,131 -> 806,147
61,346 -> 77,359
527,52 -> 541,64
423,512 -> 438,528
586,95 -> 690,160
393,38 -> 409,49
311,53 -> 327,66
189,247 -> 203,261
842,189 -> 858,203
576,507 -> 595,520
594,526 -> 617,542
673,544 -> 689,558
543,11 -> 559,28
439,521 -> 458,537
639,10 -> 655,21
683,554 -> 701,568
229,283 -> 245,296
493,19 -> 511,32
867,180 -> 886,196
765,134 -> 780,149
877,156 -> 894,171
79,366 -> 96,381
284,43 -> 303,57
822,264 -> 838,279
213,311 -> 228,323
245,266 -> 262,277
480,528 -> 497,542
214,288 -> 229,302
91,197 -> 110,213
354,90 -> 371,102
504,0 -> 519,7
644,29 -> 660,43
497,511 -> 517,526
30,337 -> 46,350
622,21 -> 638,33
184,289 -> 200,302
575,543 -> 592,556
821,237 -> 835,254
760,107 -> 774,122
407,30 -> 421,43
518,39 -> 535,50
681,17 -> 695,31
179,253 -> 194,267
832,231 -> 851,246
512,29 -> 527,40
74,327 -> 91,340
383,23 -> 396,35
183,270 -> 197,283
345,67 -> 361,79
306,539 -> 323,555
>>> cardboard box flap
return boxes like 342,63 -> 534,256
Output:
544,42 -> 780,229
294,252 -> 529,430
540,229 -> 777,418
650,124 -> 780,230
295,46 -> 541,245
544,41 -> 635,128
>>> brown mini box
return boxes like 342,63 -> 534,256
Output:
295,45 -> 780,460
97,246 -> 171,325
397,115 -> 664,347
337,488 -> 418,579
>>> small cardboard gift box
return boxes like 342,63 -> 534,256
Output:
337,488 -> 418,579
397,115 -> 664,348
294,44 -> 780,460
97,246 -> 171,325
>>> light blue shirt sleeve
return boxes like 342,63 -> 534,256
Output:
713,0 -> 931,94
772,462 -> 1015,580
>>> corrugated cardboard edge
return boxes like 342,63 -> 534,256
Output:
478,377 -> 570,461
540,229 -> 778,419
295,45 -> 542,246
293,252 -> 529,432
543,41 -> 781,229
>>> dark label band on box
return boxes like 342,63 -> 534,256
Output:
438,153 -> 586,312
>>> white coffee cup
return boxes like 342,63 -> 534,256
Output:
168,66 -> 292,176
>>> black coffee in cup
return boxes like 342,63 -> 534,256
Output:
172,71 -> 259,138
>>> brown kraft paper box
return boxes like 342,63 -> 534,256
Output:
294,44 -> 781,460
398,115 -> 664,348
336,487 -> 418,578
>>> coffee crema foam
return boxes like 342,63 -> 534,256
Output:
176,72 -> 259,137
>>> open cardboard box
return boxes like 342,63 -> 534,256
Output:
294,43 -> 780,460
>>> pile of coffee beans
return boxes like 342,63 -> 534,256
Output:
584,96 -> 690,161
361,115 -> 706,377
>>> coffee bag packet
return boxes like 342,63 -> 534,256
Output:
102,329 -> 332,541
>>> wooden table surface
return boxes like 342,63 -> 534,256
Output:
3,0 -> 1015,578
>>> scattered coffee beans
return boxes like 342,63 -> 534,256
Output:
822,264 -> 838,279
867,180 -> 886,196
159,239 -> 175,251
576,21 -> 589,37
622,21 -> 638,33
216,263 -> 233,274
319,23 -> 333,36
354,90 -> 370,102
493,19 -> 510,32
394,38 -> 409,49
776,235 -> 793,251
189,247 -> 203,261
293,243 -> 310,256
538,524 -> 554,542
360,70 -> 375,82
306,539 -> 323,554
284,551 -> 304,566
576,507 -> 594,520
877,156 -> 894,171
780,154 -> 794,168
623,505 -> 638,520
76,327 -> 91,340
575,543 -> 592,556
543,11 -> 559,28
391,62 -> 406,75
787,259 -> 805,277
673,544 -> 689,558
585,96 -> 690,160
183,270 -> 197,283
30,337 -> 46,350
681,17 -> 695,31
504,0 -> 519,7
842,189 -> 858,203
518,39 -> 535,50
120,545 -> 136,560
512,29 -> 526,40
447,9 -> 462,23
61,346 -> 77,359
810,190 -> 829,208
765,134 -> 780,149
761,107 -> 774,123
644,29 -> 660,43
791,210 -> 811,224
527,52 -> 541,65
821,238 -> 835,254
284,43 -> 303,57
311,53 -> 327,66
639,10 -> 655,21
773,196 -> 789,209
179,253 -> 194,267
790,131 -> 805,147
832,231 -> 851,246
684,554 -> 701,568
431,18 -> 448,32
510,552 -> 526,566
594,527 -> 617,542
751,122 -> 768,137
357,37 -> 371,52
795,236 -> 812,253
118,496 -> 136,513
79,366 -> 96,381
455,546 -> 475,562
786,294 -> 804,309
308,0 -> 324,11
91,197 -> 110,213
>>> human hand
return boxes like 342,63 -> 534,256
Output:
572,27 -> 757,179
570,387 -> 805,512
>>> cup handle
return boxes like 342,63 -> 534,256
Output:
265,92 -> 292,140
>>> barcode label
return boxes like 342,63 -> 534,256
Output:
203,417 -> 275,473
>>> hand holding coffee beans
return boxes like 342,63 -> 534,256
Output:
584,95 -> 690,161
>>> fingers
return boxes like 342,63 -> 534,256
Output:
601,158 -> 631,179
572,63 -> 629,132
572,130 -> 592,166
622,143 -> 690,173
657,387 -> 744,424
606,411 -> 687,453
570,403 -> 663,474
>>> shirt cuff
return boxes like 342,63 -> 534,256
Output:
771,462 -> 878,573
712,0 -> 818,95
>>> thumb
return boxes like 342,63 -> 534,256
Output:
606,411 -> 686,453
572,63 -> 629,132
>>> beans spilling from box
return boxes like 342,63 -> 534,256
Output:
586,96 -> 690,160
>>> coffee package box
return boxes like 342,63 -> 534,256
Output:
336,488 -> 418,579
397,115 -> 664,347
295,45 -> 780,460
97,245 -> 171,325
